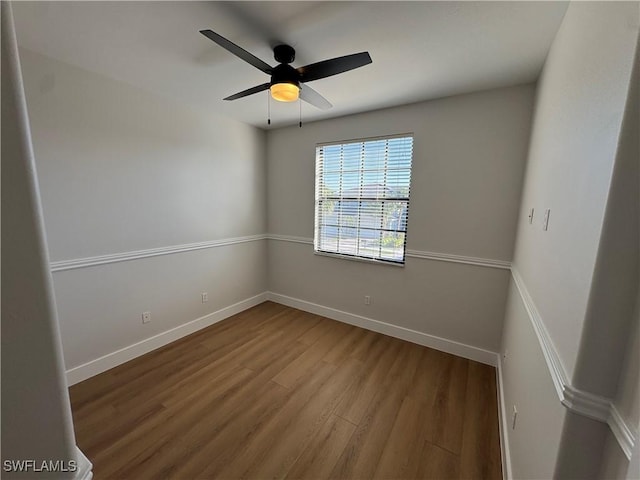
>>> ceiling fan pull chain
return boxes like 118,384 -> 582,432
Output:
299,97 -> 302,128
267,91 -> 271,126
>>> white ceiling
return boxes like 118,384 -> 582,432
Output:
12,1 -> 568,129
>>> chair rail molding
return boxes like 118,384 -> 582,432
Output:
50,234 -> 267,272
267,233 -> 511,270
510,267 -> 637,460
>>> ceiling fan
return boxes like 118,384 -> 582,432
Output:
200,29 -> 372,110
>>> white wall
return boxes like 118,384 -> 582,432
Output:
599,291 -> 639,479
1,4 -> 89,477
9,2 -> 638,477
502,2 -> 639,478
573,18 -> 639,396
614,292 -> 640,444
598,44 -> 640,479
500,281 -> 566,480
510,1 -> 639,379
267,85 -> 534,356
18,49 -> 268,380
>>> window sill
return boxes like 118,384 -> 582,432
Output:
313,250 -> 405,267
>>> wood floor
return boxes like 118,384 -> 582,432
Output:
70,302 -> 502,480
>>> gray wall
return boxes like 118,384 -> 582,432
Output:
11,3 -> 639,478
500,281 -> 566,479
597,37 -> 640,480
510,1 -> 639,379
18,49 -> 268,376
1,4 -> 83,477
267,85 -> 534,354
501,2 -> 639,478
574,28 -> 639,401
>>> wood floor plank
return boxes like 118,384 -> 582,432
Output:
103,347 -> 294,479
213,361 -> 339,479
296,317 -> 338,345
78,401 -> 166,457
329,385 -> 404,480
333,335 -> 401,425
251,306 -> 302,335
431,353 -> 469,455
106,328 -> 266,414
71,341 -> 210,415
169,383 -> 288,479
272,321 -> 352,388
69,302 -> 502,480
128,380 -> 290,480
107,330 -> 264,412
459,361 -> 502,479
285,414 -> 357,479
417,442 -> 461,479
92,366 -> 256,477
275,309 -> 324,342
407,347 -> 445,406
373,395 -> 433,479
166,342 -> 311,479
241,358 -> 363,480
384,340 -> 424,394
322,324 -> 359,365
72,302 -> 287,416
94,339 -> 305,477
348,329 -> 382,362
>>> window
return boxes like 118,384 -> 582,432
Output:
314,134 -> 414,265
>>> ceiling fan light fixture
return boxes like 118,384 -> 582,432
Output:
200,29 -> 371,110
270,82 -> 300,102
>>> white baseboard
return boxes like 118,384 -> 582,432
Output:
74,447 -> 92,480
267,291 -> 498,367
65,292 -> 269,385
497,357 -> 513,480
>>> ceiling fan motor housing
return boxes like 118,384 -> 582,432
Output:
271,63 -> 300,88
273,44 -> 296,64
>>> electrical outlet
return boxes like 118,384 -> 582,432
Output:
364,295 -> 371,305
142,311 -> 151,324
201,292 -> 208,303
512,405 -> 518,430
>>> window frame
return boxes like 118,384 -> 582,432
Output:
313,133 -> 414,266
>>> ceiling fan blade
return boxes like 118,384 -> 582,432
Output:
200,29 -> 273,74
297,52 -> 372,83
300,84 -> 332,110
224,82 -> 271,101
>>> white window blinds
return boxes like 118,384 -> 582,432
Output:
314,135 -> 414,264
